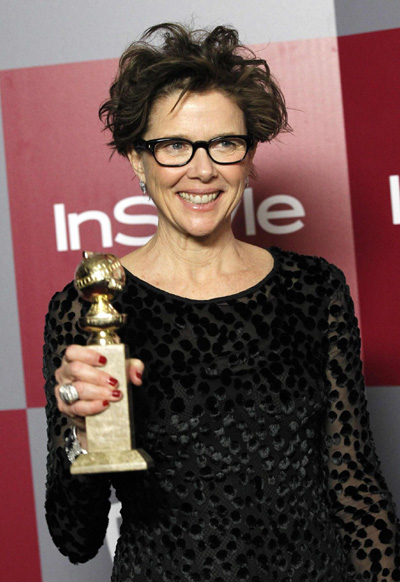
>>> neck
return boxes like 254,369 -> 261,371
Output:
143,220 -> 241,278
121,219 -> 273,299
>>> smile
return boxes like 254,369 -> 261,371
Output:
178,192 -> 220,204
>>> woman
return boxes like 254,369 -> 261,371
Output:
44,23 -> 400,581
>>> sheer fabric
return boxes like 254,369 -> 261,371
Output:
43,247 -> 400,581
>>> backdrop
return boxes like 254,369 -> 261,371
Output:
1,1 -> 399,580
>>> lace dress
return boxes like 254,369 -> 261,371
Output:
43,247 -> 400,581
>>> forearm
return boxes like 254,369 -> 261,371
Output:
324,272 -> 400,580
332,489 -> 400,580
46,442 -> 111,563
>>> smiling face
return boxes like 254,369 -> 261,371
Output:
128,90 -> 255,240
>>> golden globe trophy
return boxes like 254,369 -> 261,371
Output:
70,251 -> 153,474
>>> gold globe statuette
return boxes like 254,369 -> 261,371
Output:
70,251 -> 153,474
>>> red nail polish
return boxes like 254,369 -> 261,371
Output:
137,372 -> 142,380
112,390 -> 121,398
103,400 -> 109,407
98,355 -> 107,365
108,377 -> 118,387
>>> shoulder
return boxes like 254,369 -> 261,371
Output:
47,281 -> 81,316
270,246 -> 348,295
44,281 -> 87,353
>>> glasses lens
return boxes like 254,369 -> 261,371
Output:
209,137 -> 248,163
154,140 -> 192,166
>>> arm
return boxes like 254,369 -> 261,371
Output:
322,269 -> 400,580
43,283 -> 112,563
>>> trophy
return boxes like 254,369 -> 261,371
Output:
70,251 -> 153,474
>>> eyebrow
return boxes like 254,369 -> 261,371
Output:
148,133 -> 242,141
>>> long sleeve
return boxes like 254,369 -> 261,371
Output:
322,270 -> 400,581
43,282 -> 111,563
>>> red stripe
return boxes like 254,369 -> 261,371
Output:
0,410 -> 42,580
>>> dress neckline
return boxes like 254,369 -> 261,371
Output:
123,247 -> 279,304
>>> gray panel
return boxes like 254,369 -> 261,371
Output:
0,92 -> 26,410
335,0 -> 400,36
367,386 -> 400,510
0,0 -> 336,70
28,408 -> 116,582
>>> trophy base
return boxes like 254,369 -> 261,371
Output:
70,448 -> 153,474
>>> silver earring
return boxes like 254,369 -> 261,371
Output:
139,180 -> 147,194
245,177 -> 249,189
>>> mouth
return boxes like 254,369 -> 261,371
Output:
177,191 -> 221,205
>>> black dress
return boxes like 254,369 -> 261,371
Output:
43,247 -> 400,581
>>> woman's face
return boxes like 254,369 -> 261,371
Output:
129,89 -> 255,240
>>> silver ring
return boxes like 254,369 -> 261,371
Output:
59,384 -> 79,405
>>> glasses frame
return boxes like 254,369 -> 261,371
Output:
135,135 -> 254,167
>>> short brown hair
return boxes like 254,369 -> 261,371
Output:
99,23 -> 290,157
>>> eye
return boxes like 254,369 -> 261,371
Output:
157,140 -> 191,155
212,137 -> 244,151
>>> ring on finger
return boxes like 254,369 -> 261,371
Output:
59,384 -> 80,405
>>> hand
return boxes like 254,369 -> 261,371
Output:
55,345 -> 144,446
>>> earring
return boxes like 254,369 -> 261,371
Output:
139,180 -> 147,194
245,177 -> 249,189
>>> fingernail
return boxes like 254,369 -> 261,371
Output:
137,372 -> 142,380
108,377 -> 118,387
98,355 -> 107,365
112,390 -> 122,398
103,400 -> 109,407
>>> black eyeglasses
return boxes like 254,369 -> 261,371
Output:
135,135 -> 254,167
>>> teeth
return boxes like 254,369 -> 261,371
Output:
179,192 -> 219,204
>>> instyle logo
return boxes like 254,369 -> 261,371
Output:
53,188 -> 306,252
237,189 -> 305,236
54,196 -> 158,251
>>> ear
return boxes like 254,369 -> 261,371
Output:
246,143 -> 257,179
127,149 -> 146,182
248,143 -> 257,164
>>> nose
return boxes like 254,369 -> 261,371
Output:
185,146 -> 218,181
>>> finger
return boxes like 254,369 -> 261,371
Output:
55,359 -> 119,390
55,380 -> 122,409
64,345 -> 108,367
128,358 -> 145,385
66,398 -> 111,418
56,384 -> 114,418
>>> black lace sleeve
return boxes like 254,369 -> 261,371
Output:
322,269 -> 400,581
43,283 -> 112,564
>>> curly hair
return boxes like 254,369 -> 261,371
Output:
99,23 -> 290,157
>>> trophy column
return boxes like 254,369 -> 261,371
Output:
70,251 -> 153,475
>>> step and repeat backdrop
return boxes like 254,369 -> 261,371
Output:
0,1 -> 399,580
